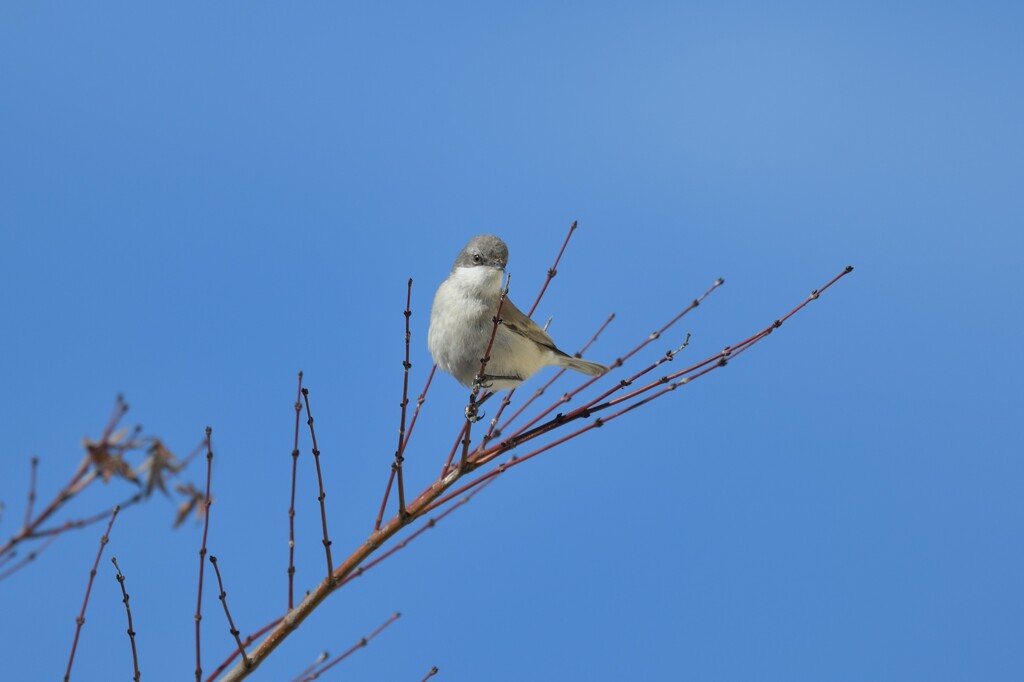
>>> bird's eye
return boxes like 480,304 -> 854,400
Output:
472,253 -> 482,263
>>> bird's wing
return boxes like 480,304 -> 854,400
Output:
499,298 -> 560,353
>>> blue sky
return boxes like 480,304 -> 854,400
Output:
1,3 -> 1021,680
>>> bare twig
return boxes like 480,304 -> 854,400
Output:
288,371 -> 304,610
112,557 -> 141,682
206,617 -> 284,682
0,534 -> 57,581
302,388 -> 334,579
288,651 -> 329,682
377,364 -> 437,531
421,666 -> 440,681
395,279 -> 415,517
64,506 -> 120,682
23,456 -> 39,530
403,365 -> 436,452
526,219 -> 577,317
195,428 -> 214,682
294,612 -> 401,682
210,556 -> 249,669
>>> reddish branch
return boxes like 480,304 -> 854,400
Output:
64,505 -> 120,682
526,220 -> 577,317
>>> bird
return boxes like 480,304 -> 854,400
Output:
428,234 -> 607,391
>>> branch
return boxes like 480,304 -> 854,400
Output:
218,264 -> 854,681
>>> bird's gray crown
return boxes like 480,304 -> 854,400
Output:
452,234 -> 509,271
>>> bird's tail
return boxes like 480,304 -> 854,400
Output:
556,354 -> 608,377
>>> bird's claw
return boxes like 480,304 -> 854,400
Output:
465,402 -> 485,422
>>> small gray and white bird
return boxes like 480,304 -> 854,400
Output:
428,235 -> 607,390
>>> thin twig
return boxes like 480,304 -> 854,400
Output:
440,421 -> 470,478
295,613 -> 401,682
210,556 -> 250,669
377,364 -> 437,531
526,219 -> 577,317
288,371 -> 304,611
64,505 -> 120,682
288,652 -> 329,682
395,278 -> 415,517
0,534 -> 57,580
403,365 -> 436,452
23,456 -> 39,530
421,666 -> 440,681
112,557 -> 141,682
205,617 -> 284,682
195,427 -> 214,682
302,388 -> 334,579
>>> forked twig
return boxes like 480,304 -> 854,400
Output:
206,617 -> 284,682
377,364 -> 437,531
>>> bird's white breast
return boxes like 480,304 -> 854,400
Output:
428,267 -> 504,382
